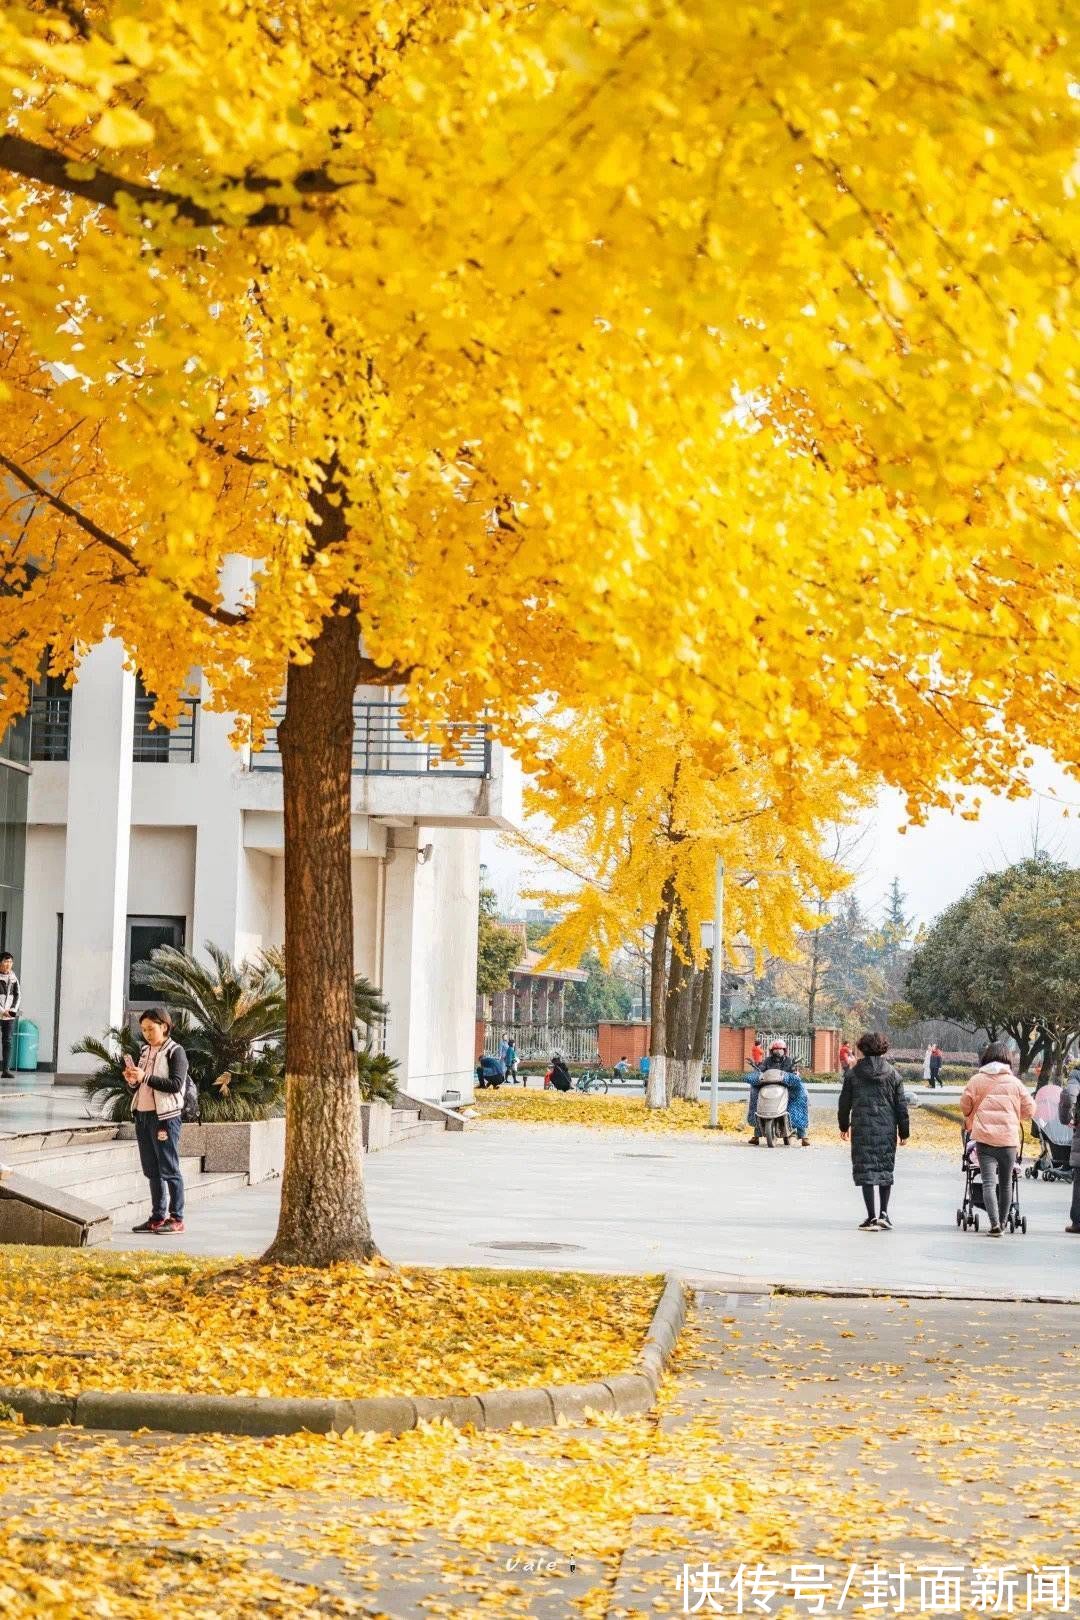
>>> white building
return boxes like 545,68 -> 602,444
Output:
19,639 -> 520,1102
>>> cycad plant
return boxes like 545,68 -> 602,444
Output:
133,943 -> 287,1121
78,944 -> 287,1122
79,943 -> 398,1120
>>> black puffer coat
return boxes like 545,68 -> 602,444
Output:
838,1056 -> 910,1185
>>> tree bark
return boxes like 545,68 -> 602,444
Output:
686,961 -> 711,1101
262,601 -> 377,1266
646,881 -> 675,1109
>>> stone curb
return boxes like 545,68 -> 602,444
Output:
0,1272 -> 688,1440
771,1282 -> 1080,1306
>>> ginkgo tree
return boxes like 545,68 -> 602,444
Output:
0,0 -> 1078,1262
523,702 -> 863,1104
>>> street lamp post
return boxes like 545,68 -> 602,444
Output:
699,854 -> 725,1129
709,856 -> 724,1129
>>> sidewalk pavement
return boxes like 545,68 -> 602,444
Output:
110,1120 -> 1080,1300
2,1292 -> 1075,1617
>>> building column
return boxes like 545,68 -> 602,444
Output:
190,700 -> 247,961
380,828 -> 420,1086
55,641 -> 135,1080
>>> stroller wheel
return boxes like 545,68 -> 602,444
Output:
956,1208 -> 963,1227
973,1213 -> 980,1232
1021,1216 -> 1028,1234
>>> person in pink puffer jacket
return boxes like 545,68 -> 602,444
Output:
961,1043 -> 1035,1236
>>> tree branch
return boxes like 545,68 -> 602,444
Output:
0,132 -> 360,229
0,449 -> 246,626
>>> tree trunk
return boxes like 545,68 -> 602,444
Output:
646,882 -> 675,1109
686,961 -> 711,1101
262,602 -> 376,1266
667,915 -> 702,1101
664,920 -> 690,1102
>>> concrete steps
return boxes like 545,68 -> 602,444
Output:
1,1127 -> 250,1216
388,1108 -> 445,1147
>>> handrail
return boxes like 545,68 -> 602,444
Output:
252,698 -> 491,778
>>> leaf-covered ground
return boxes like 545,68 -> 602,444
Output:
0,1293 -> 1073,1618
472,1089 -> 962,1150
0,1252 -> 659,1400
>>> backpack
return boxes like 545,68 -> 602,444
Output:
180,1070 -> 201,1123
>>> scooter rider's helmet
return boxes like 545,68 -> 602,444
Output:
770,1041 -> 787,1054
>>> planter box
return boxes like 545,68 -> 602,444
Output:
360,1099 -> 392,1153
201,1118 -> 285,1182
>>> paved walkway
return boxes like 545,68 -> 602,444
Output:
109,1120 -> 1080,1299
2,1293 -> 1075,1616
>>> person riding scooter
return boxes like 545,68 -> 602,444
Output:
748,1041 -> 811,1146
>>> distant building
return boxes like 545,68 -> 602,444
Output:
481,949 -> 587,1027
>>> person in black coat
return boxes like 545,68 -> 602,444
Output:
838,1031 -> 910,1231
550,1054 -> 573,1092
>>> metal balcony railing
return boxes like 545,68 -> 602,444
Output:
133,696 -> 199,763
29,691 -> 71,762
252,698 -> 491,778
28,690 -> 199,763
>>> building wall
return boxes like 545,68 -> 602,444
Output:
381,827 -> 480,1101
21,824 -> 65,1061
128,826 -> 196,932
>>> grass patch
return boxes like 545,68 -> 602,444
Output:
0,1250 -> 659,1401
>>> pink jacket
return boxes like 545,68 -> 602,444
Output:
961,1063 -> 1034,1148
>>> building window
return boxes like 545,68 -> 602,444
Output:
28,676 -> 70,762
126,915 -> 186,1007
133,675 -> 199,763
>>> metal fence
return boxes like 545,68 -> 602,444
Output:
133,697 -> 199,763
29,691 -> 71,761
484,1023 -> 600,1063
252,697 -> 491,777
758,1031 -> 814,1068
28,691 -> 199,763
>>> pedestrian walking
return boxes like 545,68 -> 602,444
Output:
922,1043 -> 934,1084
838,1038 -> 853,1075
838,1032 -> 910,1230
0,951 -> 20,1079
1059,1065 -> 1080,1234
751,1038 -> 764,1066
123,1008 -> 189,1235
929,1044 -> 943,1088
502,1038 -> 519,1084
960,1042 -> 1034,1238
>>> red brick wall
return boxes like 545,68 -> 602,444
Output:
597,1022 -> 651,1068
475,1019 -> 486,1061
813,1028 -> 840,1074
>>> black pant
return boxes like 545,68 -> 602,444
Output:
0,1017 -> 14,1072
861,1184 -> 892,1218
134,1112 -> 184,1220
1071,1169 -> 1080,1227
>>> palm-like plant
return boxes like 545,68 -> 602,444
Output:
79,944 -> 397,1120
131,943 -> 287,1121
74,1023 -> 145,1121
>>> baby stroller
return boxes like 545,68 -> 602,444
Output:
1026,1119 -> 1073,1184
957,1132 -> 1026,1234
753,1069 -> 792,1147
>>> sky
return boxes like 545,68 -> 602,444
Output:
481,748 -> 1080,931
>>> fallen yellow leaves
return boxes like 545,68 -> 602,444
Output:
472,1090 -> 962,1151
0,1252 -> 659,1401
472,1092 -> 752,1136
0,1294 -> 1071,1619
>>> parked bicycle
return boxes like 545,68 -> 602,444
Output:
575,1069 -> 610,1094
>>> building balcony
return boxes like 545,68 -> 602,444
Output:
29,689 -> 198,764
250,698 -> 491,779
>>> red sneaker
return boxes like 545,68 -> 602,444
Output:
131,1217 -> 166,1233
155,1217 -> 185,1235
